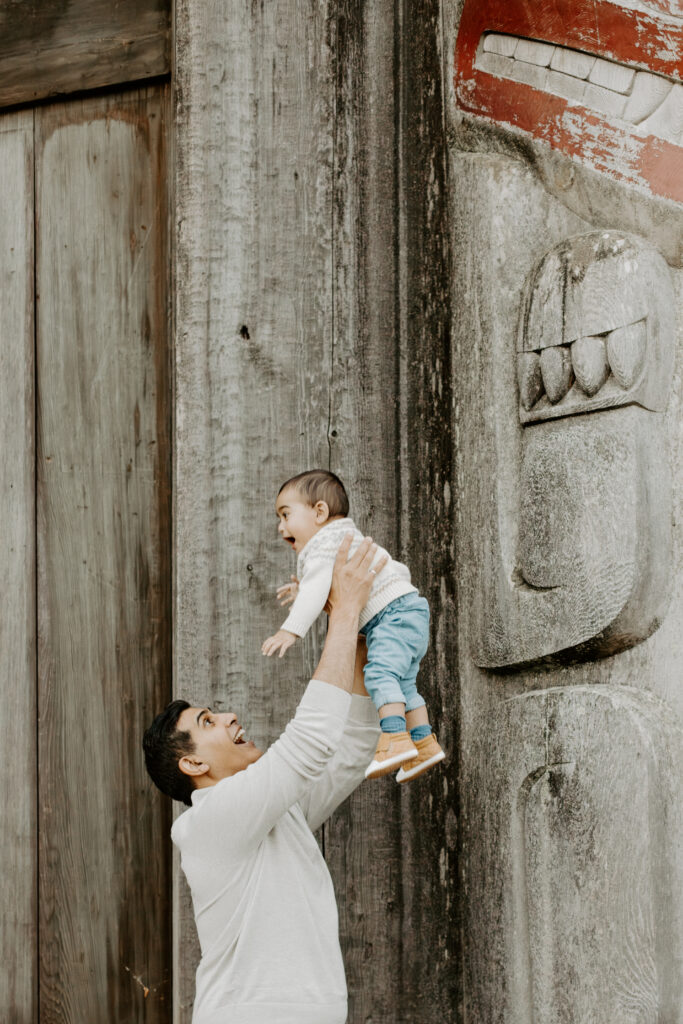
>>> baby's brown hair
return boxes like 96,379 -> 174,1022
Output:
278,469 -> 349,518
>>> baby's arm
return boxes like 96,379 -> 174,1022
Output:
262,557 -> 335,657
262,628 -> 297,658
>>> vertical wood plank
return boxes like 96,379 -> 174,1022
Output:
175,3 -> 455,1021
36,87 -> 171,1022
174,2 -> 335,1017
398,1 -> 460,1018
325,4 -> 406,1022
0,109 -> 36,1022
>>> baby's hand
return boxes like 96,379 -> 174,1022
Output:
276,576 -> 299,607
262,629 -> 297,658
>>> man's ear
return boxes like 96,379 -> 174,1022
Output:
314,500 -> 330,523
178,755 -> 209,778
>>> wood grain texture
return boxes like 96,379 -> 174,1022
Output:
175,0 -> 459,1019
0,0 -> 170,110
325,4 -> 405,1021
0,110 -> 36,1022
174,1 -> 335,1017
397,0 -> 459,1016
36,87 -> 171,1022
174,0 -> 462,1015
448,130 -> 683,1022
468,686 -> 682,1024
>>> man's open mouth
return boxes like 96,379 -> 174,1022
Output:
234,728 -> 246,744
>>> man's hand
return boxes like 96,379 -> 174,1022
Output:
311,535 -> 388,693
262,629 -> 298,658
326,533 -> 388,621
276,576 -> 299,607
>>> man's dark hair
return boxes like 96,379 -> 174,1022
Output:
143,700 -> 196,806
278,469 -> 349,518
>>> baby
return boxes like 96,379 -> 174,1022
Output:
262,469 -> 445,782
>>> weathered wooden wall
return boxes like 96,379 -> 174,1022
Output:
0,85 -> 172,1021
36,87 -> 172,1022
174,0 -> 457,1020
0,109 -> 36,1022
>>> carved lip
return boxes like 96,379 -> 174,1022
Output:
454,0 -> 683,202
475,35 -> 682,147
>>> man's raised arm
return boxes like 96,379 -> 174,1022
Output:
313,534 -> 387,690
174,535 -> 388,856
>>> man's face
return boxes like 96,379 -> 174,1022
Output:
177,707 -> 263,785
276,486 -> 327,553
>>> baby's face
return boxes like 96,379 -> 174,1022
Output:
275,487 -> 327,553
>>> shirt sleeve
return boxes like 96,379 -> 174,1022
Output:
175,680 -> 351,859
298,694 -> 380,832
280,557 -> 335,637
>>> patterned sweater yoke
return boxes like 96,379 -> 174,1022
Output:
280,518 -> 416,637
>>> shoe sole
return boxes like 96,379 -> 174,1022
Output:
365,746 -> 418,780
396,749 -> 446,783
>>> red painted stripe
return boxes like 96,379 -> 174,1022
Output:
454,0 -> 683,202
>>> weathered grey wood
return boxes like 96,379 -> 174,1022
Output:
465,686 -> 682,1024
325,4 -> 406,1021
174,2 -> 335,1017
0,109 -> 36,1022
37,86 -> 171,1022
448,127 -> 683,1023
174,0 -> 459,1020
397,1 -> 459,1016
0,0 -> 170,111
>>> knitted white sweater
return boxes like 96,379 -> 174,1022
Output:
281,518 -> 416,637
172,680 -> 380,1024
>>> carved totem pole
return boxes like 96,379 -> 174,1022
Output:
449,0 -> 682,1020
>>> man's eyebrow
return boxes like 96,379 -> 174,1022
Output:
196,708 -> 211,726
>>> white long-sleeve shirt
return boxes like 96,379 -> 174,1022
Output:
281,518 -> 416,637
172,680 -> 380,1024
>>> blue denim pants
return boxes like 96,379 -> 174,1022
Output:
360,592 -> 429,713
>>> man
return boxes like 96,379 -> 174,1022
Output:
143,535 -> 385,1024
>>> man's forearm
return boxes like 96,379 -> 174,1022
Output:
352,637 -> 369,695
313,609 -> 361,693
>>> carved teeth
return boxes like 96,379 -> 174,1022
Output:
606,320 -> 646,389
540,346 -> 574,403
571,335 -> 610,396
623,72 -> 673,125
518,352 -> 544,410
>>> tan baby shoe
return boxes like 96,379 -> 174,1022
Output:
365,731 -> 418,780
396,734 -> 445,783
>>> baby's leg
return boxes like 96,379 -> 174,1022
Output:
362,602 -> 430,778
390,594 -> 430,727
390,596 -> 446,781
363,608 -> 427,724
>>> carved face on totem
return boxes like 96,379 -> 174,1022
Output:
452,1 -> 681,668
